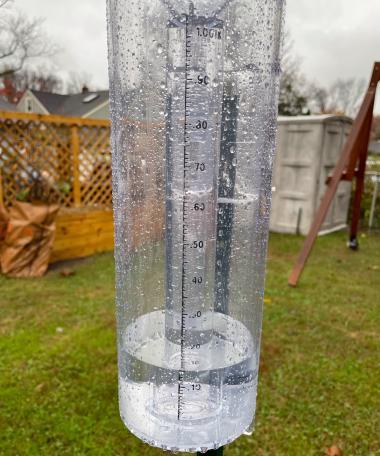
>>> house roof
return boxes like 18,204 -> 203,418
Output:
0,97 -> 19,112
30,89 -> 109,117
58,91 -> 109,117
31,90 -> 68,114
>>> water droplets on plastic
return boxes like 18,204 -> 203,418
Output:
107,0 -> 284,452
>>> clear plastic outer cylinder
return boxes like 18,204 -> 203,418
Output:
107,0 -> 284,452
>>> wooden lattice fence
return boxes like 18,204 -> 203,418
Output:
0,111 -> 111,209
0,110 -> 165,261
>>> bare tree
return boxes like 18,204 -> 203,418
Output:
0,6 -> 57,78
278,31 -> 310,116
281,30 -> 301,80
0,0 -> 12,8
279,29 -> 367,118
65,71 -> 93,94
328,78 -> 366,118
307,78 -> 367,117
2,65 -> 62,101
308,83 -> 329,114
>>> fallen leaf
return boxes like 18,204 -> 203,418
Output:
326,445 -> 342,456
35,383 -> 46,393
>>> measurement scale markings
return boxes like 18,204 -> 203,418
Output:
178,9 -> 216,421
178,10 -> 195,421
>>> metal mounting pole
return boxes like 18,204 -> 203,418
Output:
369,173 -> 379,229
348,95 -> 375,249
197,447 -> 224,456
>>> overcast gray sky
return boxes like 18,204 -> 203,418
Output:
15,0 -> 380,112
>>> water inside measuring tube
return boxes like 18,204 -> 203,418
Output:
119,310 -> 257,452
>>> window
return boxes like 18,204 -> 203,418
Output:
26,98 -> 33,112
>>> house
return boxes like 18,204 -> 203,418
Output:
17,88 -> 109,119
0,97 -> 19,112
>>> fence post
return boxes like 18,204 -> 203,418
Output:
71,125 -> 81,208
0,168 -> 4,209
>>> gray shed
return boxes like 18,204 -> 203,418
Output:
270,115 -> 353,235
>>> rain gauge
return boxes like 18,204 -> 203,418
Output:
107,0 -> 284,453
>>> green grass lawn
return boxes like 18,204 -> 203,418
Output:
0,232 -> 379,455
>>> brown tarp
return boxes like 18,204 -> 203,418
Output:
0,201 -> 59,278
